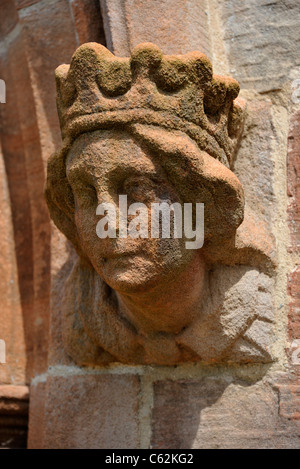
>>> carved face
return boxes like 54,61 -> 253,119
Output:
46,44 -> 273,367
66,130 -> 200,294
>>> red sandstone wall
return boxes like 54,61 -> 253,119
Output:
0,0 -> 105,448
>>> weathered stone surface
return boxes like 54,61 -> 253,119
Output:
0,142 -> 26,386
1,0 -> 108,447
152,378 -> 300,449
234,98 -> 276,227
16,0 -> 108,377
100,0 -> 211,57
0,2 -> 51,379
287,110 -> 300,365
208,96 -> 278,278
18,0 -> 79,156
44,42 -> 279,367
202,95 -> 278,308
16,0 -> 106,154
70,0 -> 106,45
15,0 -> 41,9
287,110 -> 300,254
0,0 -> 19,37
1,0 -> 298,452
48,242 -> 78,367
277,384 -> 300,420
0,385 -> 29,449
271,372 -> 300,428
42,374 -> 140,449
219,0 -> 300,92
0,385 -> 29,404
0,16 -> 35,382
178,265 -> 275,363
27,382 -> 46,449
288,266 -> 300,343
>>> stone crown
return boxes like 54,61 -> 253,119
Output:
55,42 -> 245,167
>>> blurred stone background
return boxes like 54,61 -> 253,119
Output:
0,0 -> 299,449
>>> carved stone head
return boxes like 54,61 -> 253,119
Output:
45,42 -> 268,366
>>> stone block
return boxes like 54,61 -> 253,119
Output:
152,377 -> 300,449
220,0 -> 300,92
287,110 -> 300,254
288,266 -> 300,343
27,382 -> 46,449
42,374 -> 140,449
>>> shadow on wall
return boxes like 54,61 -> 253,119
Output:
151,374 -> 275,449
152,378 -> 230,449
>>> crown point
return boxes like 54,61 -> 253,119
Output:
55,64 -> 69,82
96,59 -> 132,97
187,51 -> 213,82
228,97 -> 246,139
222,76 -> 240,99
72,42 -> 113,60
55,64 -> 76,107
70,42 -> 113,79
131,43 -> 163,70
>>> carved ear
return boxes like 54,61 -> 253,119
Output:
45,147 -> 82,254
